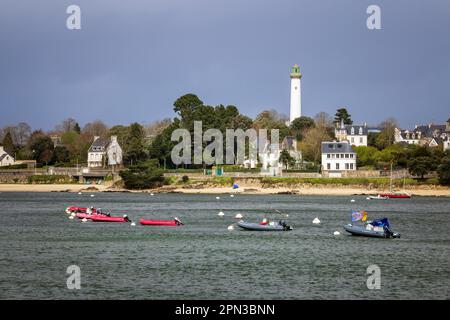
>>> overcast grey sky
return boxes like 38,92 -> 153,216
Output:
0,0 -> 449,131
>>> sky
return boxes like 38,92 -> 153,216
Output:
0,0 -> 449,131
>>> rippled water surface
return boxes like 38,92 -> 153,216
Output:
0,192 -> 449,299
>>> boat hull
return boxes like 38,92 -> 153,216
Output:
237,221 -> 292,231
90,215 -> 128,223
344,224 -> 400,238
379,193 -> 411,199
140,219 -> 181,226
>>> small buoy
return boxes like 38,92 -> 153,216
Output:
312,217 -> 321,224
131,222 -> 136,226
81,218 -> 88,223
150,193 -> 154,196
333,231 -> 340,235
216,196 -> 220,200
350,199 -> 355,203
227,225 -> 234,231
70,212 -> 76,217
230,194 -> 234,198
218,211 -> 224,217
78,192 -> 82,195
366,197 -> 370,200
90,194 -> 94,197
235,213 -> 243,219
69,216 -> 74,220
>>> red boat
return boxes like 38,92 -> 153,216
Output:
66,206 -> 98,214
91,215 -> 131,223
378,193 -> 411,199
140,217 -> 183,226
75,213 -> 110,219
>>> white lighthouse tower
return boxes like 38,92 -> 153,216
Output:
289,64 -> 302,123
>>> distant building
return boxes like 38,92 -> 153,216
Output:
87,136 -> 123,168
321,141 -> 356,175
335,119 -> 368,147
0,146 -> 15,167
50,135 -> 62,148
394,123 -> 450,150
444,138 -> 450,151
280,135 -> 302,169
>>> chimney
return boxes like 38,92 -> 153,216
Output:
0,146 -> 4,154
111,135 -> 118,143
93,136 -> 100,142
446,122 -> 450,132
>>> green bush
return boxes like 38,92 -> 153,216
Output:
119,159 -> 165,189
437,157 -> 450,185
181,175 -> 189,183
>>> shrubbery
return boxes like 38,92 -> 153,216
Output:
119,159 -> 165,189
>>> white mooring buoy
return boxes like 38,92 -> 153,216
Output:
81,218 -> 88,223
235,213 -> 243,219
227,225 -> 235,231
312,217 -> 321,224
333,231 -> 341,236
218,211 -> 224,217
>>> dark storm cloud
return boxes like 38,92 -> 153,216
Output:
0,0 -> 449,130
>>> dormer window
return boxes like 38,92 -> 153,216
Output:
359,127 -> 363,135
351,127 -> 355,135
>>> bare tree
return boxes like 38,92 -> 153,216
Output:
16,122 -> 32,146
55,118 -> 78,133
82,120 -> 109,139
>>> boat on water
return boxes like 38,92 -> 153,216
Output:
377,162 -> 411,199
378,193 -> 411,199
367,195 -> 389,200
90,215 -> 131,223
237,220 -> 292,231
344,218 -> 400,239
66,206 -> 98,214
140,217 -> 184,226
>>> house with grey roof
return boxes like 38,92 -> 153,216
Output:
335,119 -> 368,147
321,141 -> 356,176
0,145 -> 15,167
394,123 -> 450,150
87,136 -> 123,168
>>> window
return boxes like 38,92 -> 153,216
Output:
350,154 -> 354,158
336,154 -> 339,158
351,127 -> 355,135
350,163 -> 354,170
351,137 -> 354,143
327,154 -> 330,158
345,154 -> 349,158
359,127 -> 363,135
345,163 -> 349,170
336,163 -> 340,170
360,137 -> 363,144
327,163 -> 330,170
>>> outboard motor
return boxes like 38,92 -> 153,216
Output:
174,217 -> 184,226
383,226 -> 394,238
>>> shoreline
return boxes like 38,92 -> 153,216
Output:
1,183 -> 450,197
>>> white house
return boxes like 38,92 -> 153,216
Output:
335,119 -> 368,147
87,136 -> 123,168
0,146 -> 15,167
443,138 -> 450,151
321,141 -> 356,175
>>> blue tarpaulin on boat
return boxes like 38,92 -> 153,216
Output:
371,218 -> 390,227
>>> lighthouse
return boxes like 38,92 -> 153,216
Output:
289,64 -> 302,123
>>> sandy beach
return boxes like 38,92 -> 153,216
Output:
1,183 -> 450,197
